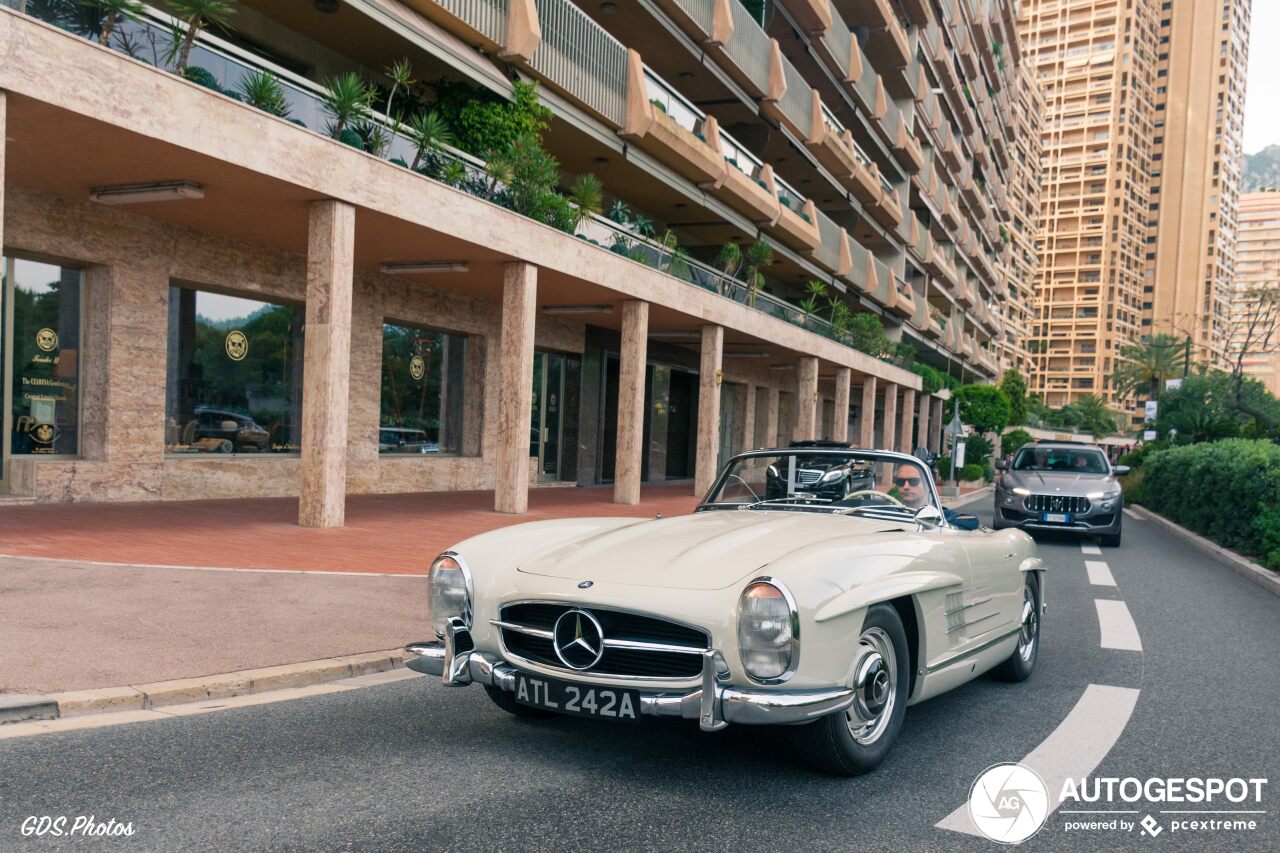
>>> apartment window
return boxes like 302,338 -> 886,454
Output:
165,287 -> 304,454
6,257 -> 82,456
380,323 -> 469,455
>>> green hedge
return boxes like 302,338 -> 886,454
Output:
1141,439 -> 1280,570
959,463 -> 984,482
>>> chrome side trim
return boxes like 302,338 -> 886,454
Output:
924,626 -> 1022,674
602,638 -> 707,655
944,596 -> 993,616
489,619 -> 554,640
947,610 -> 1000,633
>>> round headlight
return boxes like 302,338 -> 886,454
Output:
429,552 -> 472,638
737,579 -> 798,683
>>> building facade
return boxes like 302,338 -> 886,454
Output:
1229,191 -> 1280,394
0,0 -> 1033,521
1146,0 -> 1251,369
1021,0 -> 1159,410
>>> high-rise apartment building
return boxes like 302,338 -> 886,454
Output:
1021,0 -> 1159,409
1146,0 -> 1251,370
998,60 -> 1045,377
1023,0 -> 1250,417
1229,191 -> 1280,393
0,1 -> 1035,516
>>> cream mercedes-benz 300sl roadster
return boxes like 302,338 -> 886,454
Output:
405,448 -> 1044,775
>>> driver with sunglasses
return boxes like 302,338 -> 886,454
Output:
893,463 -> 980,530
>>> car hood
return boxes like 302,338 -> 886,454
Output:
1003,470 -> 1118,496
516,509 -> 911,591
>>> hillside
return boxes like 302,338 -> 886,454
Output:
1244,145 -> 1280,192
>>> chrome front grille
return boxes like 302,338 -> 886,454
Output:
796,468 -> 823,484
1024,494 -> 1091,514
495,602 -> 710,680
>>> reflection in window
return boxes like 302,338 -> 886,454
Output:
6,257 -> 82,456
380,323 -> 466,455
165,287 -> 304,454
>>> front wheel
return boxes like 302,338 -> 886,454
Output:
992,572 -> 1041,682
1101,527 -> 1122,547
794,604 -> 910,776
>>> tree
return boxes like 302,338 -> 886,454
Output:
1156,369 -> 1280,443
953,385 -> 1012,435
847,312 -> 893,359
79,0 -> 145,46
1063,393 -> 1117,438
998,368 -> 1028,426
1002,428 -> 1034,457
1110,333 -> 1187,402
1227,276 -> 1280,431
168,0 -> 235,74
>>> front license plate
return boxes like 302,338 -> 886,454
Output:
513,672 -> 641,723
1042,512 -> 1070,523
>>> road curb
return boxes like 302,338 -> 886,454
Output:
1128,505 -> 1280,599
942,485 -> 994,508
0,649 -> 407,725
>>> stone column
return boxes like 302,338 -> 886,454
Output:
794,356 -> 818,441
917,394 -> 931,456
879,383 -> 898,451
494,263 -> 537,514
737,384 -> 756,454
299,200 -> 356,528
764,387 -> 780,448
832,367 -> 851,443
614,300 -> 649,504
899,388 -> 916,453
859,377 -> 877,448
930,395 -> 944,453
695,325 -> 724,495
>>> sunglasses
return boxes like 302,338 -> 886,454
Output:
894,477 -> 921,487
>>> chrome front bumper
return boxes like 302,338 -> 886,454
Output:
405,619 -> 865,733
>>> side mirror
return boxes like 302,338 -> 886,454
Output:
994,460 -> 1008,471
914,505 -> 943,530
1113,465 -> 1130,476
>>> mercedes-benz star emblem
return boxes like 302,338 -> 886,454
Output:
552,609 -> 605,671
577,580 -> 593,589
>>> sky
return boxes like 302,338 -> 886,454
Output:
1244,0 -> 1280,154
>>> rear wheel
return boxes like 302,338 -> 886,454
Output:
484,685 -> 554,719
992,572 -> 1040,682
794,604 -> 910,776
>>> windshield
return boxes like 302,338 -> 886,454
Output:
700,450 -> 939,516
1012,446 -> 1109,474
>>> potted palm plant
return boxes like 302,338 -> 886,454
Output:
169,0 -> 236,75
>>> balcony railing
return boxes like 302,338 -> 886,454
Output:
644,67 -> 702,134
720,126 -> 765,178
530,0 -> 628,126
775,176 -> 808,217
822,6 -> 854,74
436,0 -> 509,43
779,55 -> 815,140
723,0 -> 772,94
813,208 -> 844,274
670,0 -> 715,34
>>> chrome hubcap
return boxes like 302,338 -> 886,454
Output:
1018,588 -> 1038,663
847,627 -> 897,745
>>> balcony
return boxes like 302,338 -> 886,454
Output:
623,58 -> 728,184
708,0 -> 773,96
770,176 -> 822,253
890,121 -> 925,175
940,193 -> 961,230
778,0 -> 833,34
871,258 -> 900,311
925,235 -> 958,289
889,277 -> 917,319
867,177 -> 904,229
926,304 -> 945,339
763,41 -> 816,142
864,12 -> 911,69
705,126 -> 781,223
900,0 -> 934,25
845,238 -> 877,296
807,98 -> 860,181
817,5 -> 856,83
812,207 -> 852,277
652,0 -> 717,43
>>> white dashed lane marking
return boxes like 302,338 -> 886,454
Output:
1095,599 -> 1143,651
1085,560 -> 1116,586
936,684 -> 1143,837
1081,542 -> 1102,555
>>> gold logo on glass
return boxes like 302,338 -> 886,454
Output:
35,328 -> 58,352
32,423 -> 55,444
409,355 -> 426,381
225,330 -> 249,362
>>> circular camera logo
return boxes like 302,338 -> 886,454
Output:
409,355 -> 426,381
225,330 -> 249,362
36,328 -> 59,352
967,762 -> 1050,845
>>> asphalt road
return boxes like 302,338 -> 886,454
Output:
2,504 -> 1278,851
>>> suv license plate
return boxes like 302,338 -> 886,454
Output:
1042,512 -> 1070,523
514,672 -> 641,723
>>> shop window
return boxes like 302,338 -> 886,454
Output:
165,286 -> 304,454
380,322 -> 468,455
6,257 -> 82,456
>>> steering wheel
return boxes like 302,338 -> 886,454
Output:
839,489 -> 903,507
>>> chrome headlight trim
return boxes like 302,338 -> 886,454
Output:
736,576 -> 800,685
430,550 -> 473,639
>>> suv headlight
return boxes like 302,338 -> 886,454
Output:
737,579 -> 798,683
429,552 -> 472,638
819,466 -> 849,484
1087,489 -> 1122,500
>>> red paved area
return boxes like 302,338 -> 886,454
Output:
0,484 -> 701,574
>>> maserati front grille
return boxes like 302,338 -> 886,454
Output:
1024,494 -> 1091,514
494,602 -> 710,680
